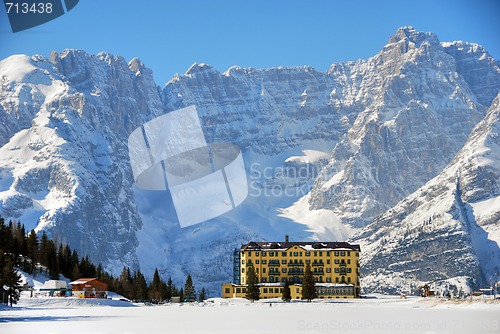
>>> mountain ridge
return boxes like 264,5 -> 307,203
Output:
0,27 -> 499,295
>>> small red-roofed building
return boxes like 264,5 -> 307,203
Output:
69,278 -> 108,298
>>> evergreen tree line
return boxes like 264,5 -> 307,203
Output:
0,217 -> 206,305
0,217 -> 107,282
114,268 -> 206,303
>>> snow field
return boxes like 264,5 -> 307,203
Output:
1,296 -> 499,334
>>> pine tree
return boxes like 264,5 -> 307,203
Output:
149,268 -> 162,302
0,217 -> 7,250
71,263 -> 81,281
178,288 -> 184,302
57,244 -> 66,277
165,277 -> 173,300
26,230 -> 38,274
282,279 -> 291,302
59,245 -> 72,278
2,259 -> 22,307
70,250 -> 80,279
46,240 -> 58,279
134,270 -> 148,301
39,232 -> 49,269
301,264 -> 316,302
119,267 -> 133,298
183,274 -> 196,302
198,287 -> 206,302
245,266 -> 260,302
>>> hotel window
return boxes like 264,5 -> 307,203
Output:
347,251 -> 351,256
256,268 -> 259,274
275,288 -> 280,293
282,259 -> 287,264
341,251 -> 345,256
264,288 -> 268,293
327,251 -> 330,256
262,260 -> 266,264
262,252 -> 266,257
256,260 -> 259,264
236,288 -> 241,293
248,252 -> 251,256
242,260 -> 245,264
306,252 -> 310,256
300,252 -> 302,256
255,252 -> 259,256
348,277 -> 351,283
326,278 -> 331,283
327,259 -> 330,264
269,252 -> 274,257
334,251 -> 339,256
294,252 -> 298,256
242,288 -> 247,293
336,277 -> 339,283
334,259 -> 339,264
335,268 -> 339,273
314,251 -> 317,256
262,278 -> 267,283
225,288 -> 230,293
306,260 -> 310,264
263,268 -> 266,273
282,252 -> 287,256
347,259 -> 350,264
326,268 -> 331,273
282,268 -> 286,273
242,268 -> 245,273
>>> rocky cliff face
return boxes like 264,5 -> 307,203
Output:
0,27 -> 499,294
352,93 -> 500,294
0,50 -> 163,272
308,28 -> 497,228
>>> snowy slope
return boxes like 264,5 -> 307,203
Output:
352,93 -> 500,293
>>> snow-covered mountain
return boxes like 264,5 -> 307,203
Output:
0,27 -> 499,295
0,51 -> 162,271
308,28 -> 495,228
352,92 -> 500,294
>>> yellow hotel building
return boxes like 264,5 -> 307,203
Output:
222,238 -> 361,299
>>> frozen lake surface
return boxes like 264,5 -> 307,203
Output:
1,296 -> 499,334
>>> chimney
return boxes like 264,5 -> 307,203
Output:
285,234 -> 289,242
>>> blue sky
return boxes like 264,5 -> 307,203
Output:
1,0 -> 499,85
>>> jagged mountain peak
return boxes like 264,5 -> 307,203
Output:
128,57 -> 147,74
185,62 -> 217,76
388,26 -> 440,48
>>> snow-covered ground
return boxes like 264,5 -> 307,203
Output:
1,295 -> 499,334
